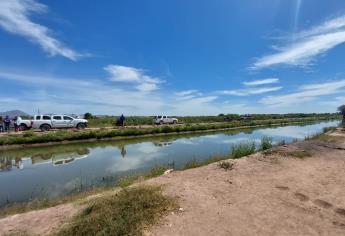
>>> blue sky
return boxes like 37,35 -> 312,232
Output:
1,0 -> 345,115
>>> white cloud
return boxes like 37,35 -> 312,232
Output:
0,0 -> 84,60
175,90 -> 199,97
252,15 -> 345,69
174,90 -> 203,100
243,78 -> 279,86
104,65 -> 163,93
261,80 -> 345,106
220,86 -> 282,96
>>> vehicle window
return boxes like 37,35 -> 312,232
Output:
35,116 -> 41,120
163,116 -> 167,118
63,116 -> 73,121
53,116 -> 62,120
158,116 -> 162,118
43,116 -> 51,120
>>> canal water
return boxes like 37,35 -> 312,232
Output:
0,120 -> 339,206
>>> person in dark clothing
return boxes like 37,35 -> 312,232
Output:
119,114 -> 125,127
4,116 -> 11,133
13,116 -> 19,132
0,116 -> 3,133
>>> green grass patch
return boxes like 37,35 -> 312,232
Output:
56,186 -> 177,236
260,136 -> 273,150
231,142 -> 256,159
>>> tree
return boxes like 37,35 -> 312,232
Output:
84,112 -> 93,119
338,105 -> 345,120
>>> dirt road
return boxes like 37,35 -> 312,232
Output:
1,131 -> 345,235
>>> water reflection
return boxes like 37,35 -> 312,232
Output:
0,121 -> 339,206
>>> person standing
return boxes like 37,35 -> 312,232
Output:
13,116 -> 19,132
119,114 -> 125,127
0,116 -> 3,133
4,116 -> 11,132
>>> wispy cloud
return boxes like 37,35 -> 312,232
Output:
104,65 -> 163,93
243,78 -> 279,86
220,86 -> 282,96
252,15 -> 345,69
220,77 -> 282,96
0,0 -> 84,60
260,80 -> 345,106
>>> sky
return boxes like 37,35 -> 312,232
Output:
1,0 -> 345,115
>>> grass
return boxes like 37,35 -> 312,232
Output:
288,150 -> 312,159
231,142 -> 256,159
0,116 -> 338,146
56,186 -> 177,236
260,136 -> 273,150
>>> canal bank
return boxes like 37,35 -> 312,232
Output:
0,120 -> 339,206
1,128 -> 345,235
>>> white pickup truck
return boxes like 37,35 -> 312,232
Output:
153,116 -> 178,125
28,115 -> 88,131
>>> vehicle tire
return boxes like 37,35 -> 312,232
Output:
173,120 -> 177,124
159,121 -> 164,125
19,124 -> 28,131
77,123 -> 86,129
40,124 -> 51,132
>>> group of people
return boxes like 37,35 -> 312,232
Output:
0,116 -> 22,133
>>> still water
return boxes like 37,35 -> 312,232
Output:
0,121 -> 339,206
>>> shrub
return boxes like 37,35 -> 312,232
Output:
260,136 -> 273,150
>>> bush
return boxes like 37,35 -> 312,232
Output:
260,136 -> 273,150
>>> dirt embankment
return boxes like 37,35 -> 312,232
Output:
1,130 -> 345,236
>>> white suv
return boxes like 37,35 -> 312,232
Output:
153,116 -> 178,125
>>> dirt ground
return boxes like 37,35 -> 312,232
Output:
147,133 -> 345,236
1,130 -> 345,235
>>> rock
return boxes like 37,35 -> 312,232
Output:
163,169 -> 174,175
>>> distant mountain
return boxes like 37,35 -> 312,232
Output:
0,110 -> 29,118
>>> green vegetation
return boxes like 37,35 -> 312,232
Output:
323,126 -> 337,133
288,150 -> 312,159
57,186 -> 177,236
231,142 -> 256,159
0,116 -> 338,146
85,113 -> 339,128
218,161 -> 234,171
260,136 -> 273,150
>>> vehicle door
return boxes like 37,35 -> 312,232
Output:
51,115 -> 64,128
63,116 -> 75,127
163,116 -> 169,124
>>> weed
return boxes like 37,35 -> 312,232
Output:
260,136 -> 273,150
231,142 -> 256,159
56,186 -> 177,236
218,161 -> 233,171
